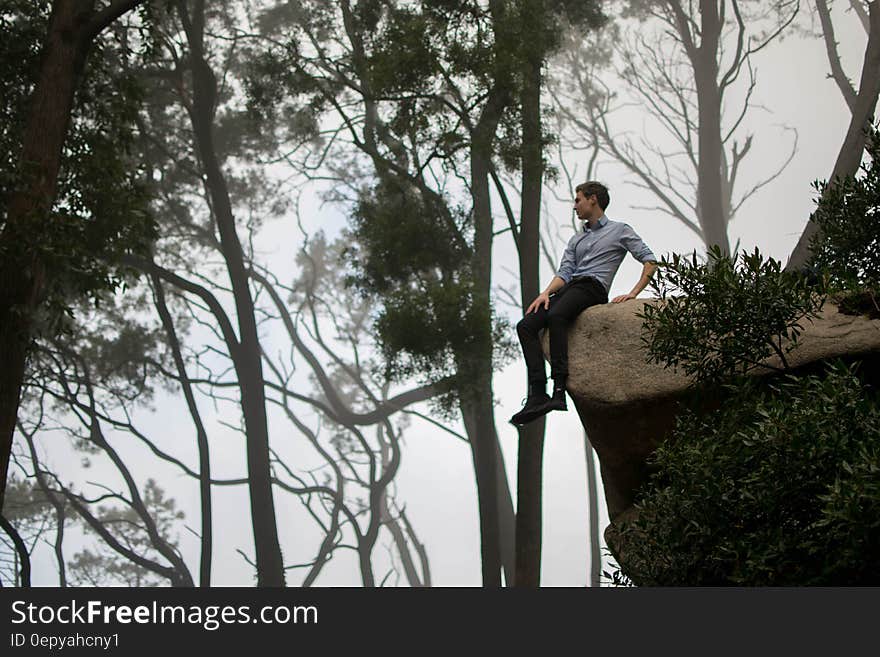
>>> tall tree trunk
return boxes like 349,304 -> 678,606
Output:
787,1 -> 880,271
0,0 -> 91,512
341,0 -> 516,587
514,0 -> 547,588
585,431 -> 601,587
517,0 -> 544,307
693,0 -> 730,254
177,0 -> 285,586
360,422 -> 400,588
494,434 -> 517,583
460,390 -> 502,587
358,546 -> 376,587
466,133 -> 502,587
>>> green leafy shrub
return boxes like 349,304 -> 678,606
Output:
809,127 -> 880,316
639,247 -> 823,384
809,129 -> 880,291
621,241 -> 879,585
616,363 -> 880,585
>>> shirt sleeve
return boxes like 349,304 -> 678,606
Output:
620,224 -> 657,263
556,235 -> 577,282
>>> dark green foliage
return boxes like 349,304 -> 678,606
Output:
640,247 -> 823,384
0,1 -> 48,206
348,181 -> 468,292
344,178 -> 514,401
244,47 -> 326,147
368,7 -> 439,95
0,5 -> 157,329
809,128 -> 880,308
258,1 -> 606,176
618,364 -> 880,585
626,240 -> 880,585
49,38 -> 156,294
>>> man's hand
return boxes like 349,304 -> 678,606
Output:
526,292 -> 551,314
614,262 -> 657,303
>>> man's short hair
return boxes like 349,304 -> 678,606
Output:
575,181 -> 610,210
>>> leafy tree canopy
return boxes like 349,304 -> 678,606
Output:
0,2 -> 157,329
344,177 -> 514,401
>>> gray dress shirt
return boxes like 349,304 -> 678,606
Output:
556,215 -> 657,293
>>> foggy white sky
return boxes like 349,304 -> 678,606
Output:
18,3 -> 872,587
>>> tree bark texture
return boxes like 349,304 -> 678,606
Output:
494,435 -> 517,583
466,128 -> 503,586
585,431 -> 601,587
514,0 -> 547,587
460,390 -> 502,587
515,417 -> 545,587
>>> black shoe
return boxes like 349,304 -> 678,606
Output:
510,392 -> 551,426
544,388 -> 567,412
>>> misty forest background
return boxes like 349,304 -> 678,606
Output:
1,0 -> 877,587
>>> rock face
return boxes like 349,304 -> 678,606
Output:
544,299 -> 880,521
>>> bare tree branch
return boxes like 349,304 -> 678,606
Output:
84,0 -> 148,43
817,0 -> 858,110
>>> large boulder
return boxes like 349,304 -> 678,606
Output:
544,299 -> 880,521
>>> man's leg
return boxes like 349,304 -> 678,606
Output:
515,304 -> 552,387
544,278 -> 607,411
510,304 -> 553,426
545,278 -> 607,384
511,280 -> 605,426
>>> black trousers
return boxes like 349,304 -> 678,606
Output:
516,276 -> 608,386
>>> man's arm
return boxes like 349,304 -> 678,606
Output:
525,234 -> 576,314
612,260 -> 657,303
526,276 -> 566,314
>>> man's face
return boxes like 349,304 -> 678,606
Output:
573,190 -> 595,220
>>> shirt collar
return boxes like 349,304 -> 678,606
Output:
583,214 -> 609,232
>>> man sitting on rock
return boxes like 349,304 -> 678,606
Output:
510,181 -> 658,427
